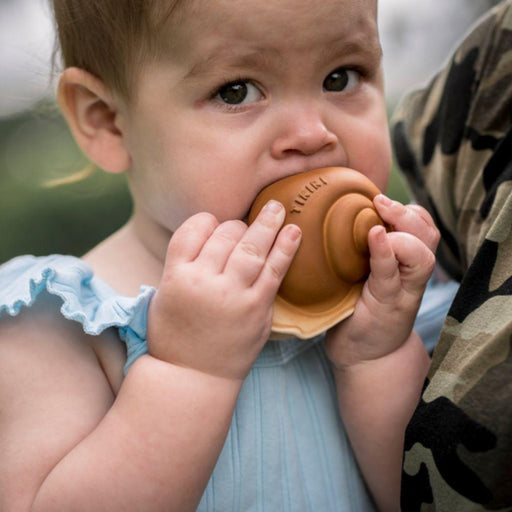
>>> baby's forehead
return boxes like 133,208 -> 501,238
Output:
163,0 -> 379,56
166,0 -> 377,28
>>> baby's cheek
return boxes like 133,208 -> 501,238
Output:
367,146 -> 392,191
358,166 -> 390,194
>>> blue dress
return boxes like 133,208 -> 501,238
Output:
0,254 -> 458,511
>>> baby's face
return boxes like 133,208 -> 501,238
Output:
121,0 -> 391,233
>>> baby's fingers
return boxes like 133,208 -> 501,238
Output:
367,226 -> 436,300
387,230 -> 436,292
225,200 -> 287,285
165,212 -> 219,266
256,223 -> 302,294
366,226 -> 402,303
374,195 -> 439,252
195,220 -> 247,273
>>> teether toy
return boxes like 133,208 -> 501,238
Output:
248,167 -> 387,339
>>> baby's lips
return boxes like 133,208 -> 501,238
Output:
248,167 -> 389,339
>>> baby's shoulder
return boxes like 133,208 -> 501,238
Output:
0,255 -> 155,376
0,288 -> 121,390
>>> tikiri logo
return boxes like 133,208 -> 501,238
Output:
290,177 -> 328,213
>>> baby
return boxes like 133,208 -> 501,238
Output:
0,0 -> 437,510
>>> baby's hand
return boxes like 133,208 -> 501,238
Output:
147,201 -> 301,381
326,195 -> 439,368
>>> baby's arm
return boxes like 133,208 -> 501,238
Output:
0,201 -> 301,512
326,196 -> 439,512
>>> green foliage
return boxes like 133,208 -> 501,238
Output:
0,104 -> 132,263
387,163 -> 411,204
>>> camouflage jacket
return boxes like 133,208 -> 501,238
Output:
392,2 -> 512,510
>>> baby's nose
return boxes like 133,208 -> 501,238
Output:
270,106 -> 338,159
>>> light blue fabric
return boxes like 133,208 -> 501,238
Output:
0,254 -> 457,511
0,255 -> 155,372
414,273 -> 459,353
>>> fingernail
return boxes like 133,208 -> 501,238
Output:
375,194 -> 392,207
373,225 -> 386,242
286,224 -> 302,241
264,200 -> 283,214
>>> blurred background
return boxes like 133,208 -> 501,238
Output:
0,0 -> 502,264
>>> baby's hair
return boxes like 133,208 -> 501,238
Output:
51,0 -> 182,100
43,163 -> 96,188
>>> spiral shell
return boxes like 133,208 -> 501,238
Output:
248,167 -> 387,339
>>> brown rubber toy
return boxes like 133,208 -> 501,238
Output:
248,167 -> 387,339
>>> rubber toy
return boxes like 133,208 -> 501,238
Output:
248,167 -> 388,339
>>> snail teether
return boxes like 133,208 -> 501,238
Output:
248,167 -> 388,339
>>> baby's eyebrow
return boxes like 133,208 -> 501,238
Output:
184,48 -> 282,81
182,34 -> 382,83
324,38 -> 383,68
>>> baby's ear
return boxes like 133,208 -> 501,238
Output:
57,67 -> 130,174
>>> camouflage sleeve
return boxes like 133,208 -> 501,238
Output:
391,2 -> 512,510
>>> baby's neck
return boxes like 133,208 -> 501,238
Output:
83,219 -> 168,296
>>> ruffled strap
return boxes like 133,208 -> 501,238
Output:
0,255 -> 155,373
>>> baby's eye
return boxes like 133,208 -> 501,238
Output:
323,68 -> 360,92
214,80 -> 262,106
